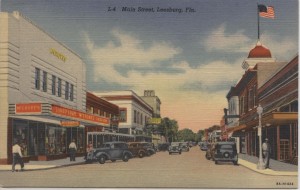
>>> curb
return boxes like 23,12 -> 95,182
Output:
0,161 -> 86,172
238,158 -> 298,176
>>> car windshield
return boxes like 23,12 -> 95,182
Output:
219,144 -> 234,150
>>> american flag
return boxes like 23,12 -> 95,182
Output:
259,6 -> 275,19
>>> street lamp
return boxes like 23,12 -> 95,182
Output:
257,104 -> 265,170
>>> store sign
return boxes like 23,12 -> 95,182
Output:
51,105 -> 110,125
148,118 -> 161,124
16,103 -> 42,114
60,121 -> 80,127
50,48 -> 67,62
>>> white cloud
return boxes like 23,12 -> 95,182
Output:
203,23 -> 252,53
84,29 -> 245,131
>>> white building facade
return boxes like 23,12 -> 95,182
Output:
93,91 -> 153,136
0,11 -> 109,164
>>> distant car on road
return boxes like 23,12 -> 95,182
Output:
179,142 -> 190,152
85,141 -> 133,164
140,142 -> 156,156
200,141 -> 209,151
127,142 -> 148,158
214,141 -> 238,165
168,142 -> 182,155
157,143 -> 170,152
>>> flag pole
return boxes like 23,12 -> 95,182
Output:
257,3 -> 260,40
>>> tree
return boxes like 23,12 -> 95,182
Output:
177,128 -> 195,142
157,117 -> 179,142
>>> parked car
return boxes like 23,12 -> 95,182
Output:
179,142 -> 190,152
168,142 -> 182,155
127,142 -> 148,158
214,141 -> 238,165
200,141 -> 209,151
205,143 -> 215,160
140,142 -> 156,156
85,141 -> 133,164
157,143 -> 170,151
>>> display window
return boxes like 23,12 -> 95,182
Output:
13,120 -> 29,157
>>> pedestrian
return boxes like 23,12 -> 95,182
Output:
12,139 -> 24,172
262,138 -> 271,169
85,141 -> 93,159
69,139 -> 77,162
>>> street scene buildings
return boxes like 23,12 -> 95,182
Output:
0,0 -> 298,188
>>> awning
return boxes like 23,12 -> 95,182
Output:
263,112 -> 298,125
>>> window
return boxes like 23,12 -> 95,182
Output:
42,71 -> 47,92
35,68 -> 40,90
248,88 -> 253,110
58,78 -> 62,97
140,114 -> 143,125
65,82 -> 69,100
119,108 -> 127,122
134,110 -> 137,123
240,96 -> 245,114
52,75 -> 56,95
70,84 -> 74,101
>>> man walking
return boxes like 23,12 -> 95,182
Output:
69,139 -> 77,161
12,139 -> 24,172
262,138 -> 271,169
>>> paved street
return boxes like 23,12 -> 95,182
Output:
0,147 -> 297,188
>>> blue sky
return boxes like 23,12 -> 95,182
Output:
2,0 -> 298,131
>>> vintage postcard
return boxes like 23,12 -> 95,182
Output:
0,0 -> 298,189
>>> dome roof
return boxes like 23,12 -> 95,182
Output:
248,41 -> 272,58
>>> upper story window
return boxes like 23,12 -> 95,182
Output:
52,75 -> 56,95
240,96 -> 245,115
119,108 -> 127,122
35,68 -> 40,90
140,114 -> 143,125
134,110 -> 137,123
58,78 -> 62,97
70,84 -> 74,101
65,82 -> 69,100
42,71 -> 47,92
248,88 -> 253,110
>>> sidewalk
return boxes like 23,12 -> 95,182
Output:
0,157 -> 86,171
238,153 -> 298,176
0,154 -> 298,176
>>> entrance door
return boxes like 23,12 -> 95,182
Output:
279,139 -> 289,162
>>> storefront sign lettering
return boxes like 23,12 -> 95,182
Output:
16,103 -> 42,114
50,48 -> 67,62
52,105 -> 110,125
60,121 -> 80,127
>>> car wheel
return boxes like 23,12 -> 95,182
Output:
111,160 -> 116,162
215,160 -> 218,164
122,153 -> 129,162
138,152 -> 144,158
205,154 -> 210,160
98,155 -> 106,164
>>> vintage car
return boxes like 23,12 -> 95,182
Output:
127,142 -> 148,158
200,141 -> 209,151
168,142 -> 182,155
85,141 -> 133,164
157,143 -> 170,151
140,142 -> 156,156
214,141 -> 238,165
179,142 -> 190,152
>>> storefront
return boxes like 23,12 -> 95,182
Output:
7,103 -> 110,163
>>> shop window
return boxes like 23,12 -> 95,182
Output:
35,68 -> 40,90
58,78 -> 62,97
52,75 -> 56,95
37,123 -> 45,155
42,71 -> 47,92
13,120 -> 29,157
28,122 -> 38,156
65,81 -> 69,100
45,124 -> 56,155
